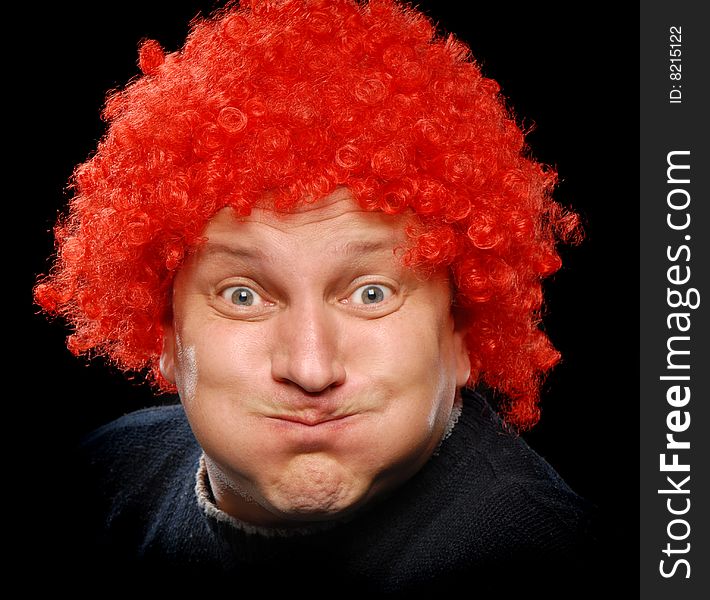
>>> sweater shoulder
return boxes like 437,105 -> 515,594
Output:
77,403 -> 200,494
82,403 -> 191,447
69,403 -> 209,573
447,390 -> 596,547
458,389 -> 583,494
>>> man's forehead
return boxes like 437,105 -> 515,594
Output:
205,188 -> 411,239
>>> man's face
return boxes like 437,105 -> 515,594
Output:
161,189 -> 470,526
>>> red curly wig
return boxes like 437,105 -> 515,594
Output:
35,0 -> 579,430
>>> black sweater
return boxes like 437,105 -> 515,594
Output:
65,389 -> 598,596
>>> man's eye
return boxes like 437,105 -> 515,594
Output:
221,286 -> 263,307
349,284 -> 392,305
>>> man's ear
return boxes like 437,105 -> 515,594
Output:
160,323 -> 177,385
451,306 -> 472,387
453,329 -> 472,388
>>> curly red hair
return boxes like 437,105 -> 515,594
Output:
35,0 -> 579,430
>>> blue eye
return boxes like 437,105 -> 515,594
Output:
350,284 -> 392,305
222,286 -> 262,306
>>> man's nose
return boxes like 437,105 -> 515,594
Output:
270,300 -> 346,393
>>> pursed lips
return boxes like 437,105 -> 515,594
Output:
268,413 -> 354,426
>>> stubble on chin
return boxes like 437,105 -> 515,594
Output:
266,453 -> 359,519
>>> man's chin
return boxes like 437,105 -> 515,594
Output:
260,459 -> 370,523
264,487 -> 362,523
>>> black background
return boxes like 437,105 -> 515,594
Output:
24,0 -> 638,592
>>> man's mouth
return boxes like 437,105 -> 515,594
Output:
268,413 -> 354,427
